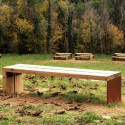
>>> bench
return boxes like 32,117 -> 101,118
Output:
112,53 -> 125,61
53,56 -> 68,60
75,53 -> 94,60
54,53 -> 72,60
2,64 -> 121,104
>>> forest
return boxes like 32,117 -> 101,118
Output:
0,0 -> 124,54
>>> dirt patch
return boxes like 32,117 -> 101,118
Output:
0,92 -> 125,117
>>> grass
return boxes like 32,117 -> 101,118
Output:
0,54 -> 125,75
0,102 -> 125,125
0,54 -> 125,124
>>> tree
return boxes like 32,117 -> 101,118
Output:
46,0 -> 51,53
0,3 -> 17,53
16,0 -> 35,54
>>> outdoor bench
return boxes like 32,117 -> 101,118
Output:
112,53 -> 125,61
75,53 -> 94,60
54,53 -> 72,60
2,64 -> 121,104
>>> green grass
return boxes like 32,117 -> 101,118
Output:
0,54 -> 125,124
0,54 -> 125,75
1,102 -> 125,125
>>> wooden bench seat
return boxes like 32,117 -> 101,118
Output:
114,53 -> 125,56
54,53 -> 72,60
2,64 -> 121,104
75,53 -> 94,60
112,53 -> 125,61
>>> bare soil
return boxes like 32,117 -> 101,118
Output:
0,91 -> 125,117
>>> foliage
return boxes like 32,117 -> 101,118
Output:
101,23 -> 124,53
0,0 -> 125,54
16,18 -> 34,35
0,3 -> 17,53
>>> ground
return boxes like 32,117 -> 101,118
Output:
0,54 -> 125,125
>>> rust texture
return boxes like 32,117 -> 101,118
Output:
107,76 -> 121,104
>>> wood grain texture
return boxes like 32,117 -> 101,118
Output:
14,73 -> 23,93
75,53 -> 94,60
3,72 -> 15,94
3,64 -> 120,81
55,53 -> 72,59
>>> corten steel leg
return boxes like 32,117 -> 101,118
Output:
107,76 -> 121,104
3,70 -> 23,94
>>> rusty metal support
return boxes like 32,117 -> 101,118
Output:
107,76 -> 121,104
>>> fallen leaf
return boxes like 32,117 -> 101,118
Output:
32,110 -> 43,116
55,111 -> 65,114
37,91 -> 43,96
51,92 -> 60,97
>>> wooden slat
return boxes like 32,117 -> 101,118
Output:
114,53 -> 125,56
11,64 -> 120,75
3,68 -> 108,81
75,53 -> 92,55
54,56 -> 68,60
56,53 -> 72,55
3,64 -> 121,81
4,64 -> 119,75
55,53 -> 72,59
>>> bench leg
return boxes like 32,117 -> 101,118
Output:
3,71 -> 23,94
107,77 -> 121,104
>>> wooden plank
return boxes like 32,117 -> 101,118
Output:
3,67 -> 112,77
14,73 -> 23,93
3,68 -> 107,81
117,57 -> 125,59
54,56 -> 68,57
112,56 -> 125,61
3,64 -> 121,81
56,53 -> 72,55
55,53 -> 72,59
75,53 -> 94,60
54,56 -> 68,60
3,65 -> 117,76
2,70 -> 7,92
2,71 -> 15,94
2,71 -> 23,94
80,55 -> 90,57
114,53 -> 125,56
75,53 -> 92,55
12,64 -> 120,74
4,64 -> 120,75
75,56 -> 90,60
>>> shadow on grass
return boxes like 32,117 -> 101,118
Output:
29,91 -> 106,105
65,92 -> 106,105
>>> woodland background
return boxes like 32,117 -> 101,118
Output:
0,0 -> 124,54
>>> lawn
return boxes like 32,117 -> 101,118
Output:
0,54 -> 125,75
0,54 -> 125,125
